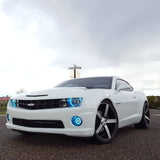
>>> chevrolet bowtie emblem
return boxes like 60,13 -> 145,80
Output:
27,103 -> 35,107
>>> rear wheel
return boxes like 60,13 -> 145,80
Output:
94,100 -> 118,144
135,102 -> 150,129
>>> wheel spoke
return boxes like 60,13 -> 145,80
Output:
96,124 -> 103,134
106,119 -> 117,124
145,107 -> 149,114
104,104 -> 109,117
96,111 -> 102,120
145,115 -> 150,121
104,124 -> 111,139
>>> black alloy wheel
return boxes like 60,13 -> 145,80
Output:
94,100 -> 118,144
135,102 -> 150,129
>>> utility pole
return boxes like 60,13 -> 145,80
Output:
69,64 -> 82,79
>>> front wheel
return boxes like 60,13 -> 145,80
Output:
135,102 -> 150,129
94,100 -> 118,144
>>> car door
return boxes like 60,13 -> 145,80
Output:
112,79 -> 139,127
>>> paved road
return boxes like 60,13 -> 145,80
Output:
0,109 -> 160,160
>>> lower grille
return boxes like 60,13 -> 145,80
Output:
13,118 -> 65,128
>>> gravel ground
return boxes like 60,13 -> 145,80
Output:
0,109 -> 160,160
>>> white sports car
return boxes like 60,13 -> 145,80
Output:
6,77 -> 150,143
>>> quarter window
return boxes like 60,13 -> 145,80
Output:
115,79 -> 133,91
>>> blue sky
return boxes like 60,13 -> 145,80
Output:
0,0 -> 160,96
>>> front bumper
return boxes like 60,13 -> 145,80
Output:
6,106 -> 96,137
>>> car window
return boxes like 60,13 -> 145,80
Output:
115,79 -> 133,91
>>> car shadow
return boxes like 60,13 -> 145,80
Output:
10,125 -> 137,146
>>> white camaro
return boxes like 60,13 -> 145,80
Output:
6,77 -> 150,143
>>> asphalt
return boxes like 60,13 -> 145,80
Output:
0,109 -> 160,160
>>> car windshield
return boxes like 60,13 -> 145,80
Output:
56,77 -> 113,89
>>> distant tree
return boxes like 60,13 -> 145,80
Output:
154,101 -> 160,108
147,96 -> 160,109
147,96 -> 154,108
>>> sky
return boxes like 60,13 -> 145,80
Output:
0,0 -> 160,96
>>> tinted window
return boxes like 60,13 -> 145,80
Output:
56,77 -> 113,89
116,79 -> 133,91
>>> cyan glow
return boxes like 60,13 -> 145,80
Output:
11,99 -> 16,107
71,116 -> 82,126
7,113 -> 10,121
67,98 -> 82,107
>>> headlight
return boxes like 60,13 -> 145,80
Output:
10,99 -> 17,107
67,97 -> 83,107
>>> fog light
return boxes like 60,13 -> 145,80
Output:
7,113 -> 10,121
72,116 -> 82,126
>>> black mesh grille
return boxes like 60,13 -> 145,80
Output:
17,99 -> 67,110
13,118 -> 64,128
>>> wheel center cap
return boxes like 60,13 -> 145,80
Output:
101,117 -> 107,124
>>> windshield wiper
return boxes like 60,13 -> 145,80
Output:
86,87 -> 107,89
86,87 -> 95,89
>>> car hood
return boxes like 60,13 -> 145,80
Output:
12,87 -> 89,100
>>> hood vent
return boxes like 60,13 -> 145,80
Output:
26,94 -> 48,97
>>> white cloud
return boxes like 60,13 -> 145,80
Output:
0,9 -> 66,96
0,0 -> 160,96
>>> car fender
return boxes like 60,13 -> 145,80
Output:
135,91 -> 148,117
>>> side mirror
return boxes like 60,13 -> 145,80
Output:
117,84 -> 132,92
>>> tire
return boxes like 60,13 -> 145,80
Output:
135,102 -> 150,129
94,100 -> 118,144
